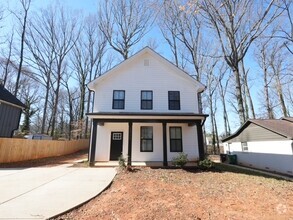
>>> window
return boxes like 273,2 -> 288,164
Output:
140,126 -> 153,152
168,91 -> 180,110
170,127 -> 182,152
241,142 -> 248,152
141,91 -> 153,110
112,133 -> 122,140
112,90 -> 125,109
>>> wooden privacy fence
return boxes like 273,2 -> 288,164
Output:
0,138 -> 89,163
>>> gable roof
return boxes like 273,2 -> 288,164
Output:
88,47 -> 205,92
0,85 -> 26,109
222,118 -> 293,142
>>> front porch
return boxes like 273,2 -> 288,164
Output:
88,112 -> 208,166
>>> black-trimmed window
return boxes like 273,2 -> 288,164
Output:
112,90 -> 125,109
168,91 -> 180,110
140,126 -> 153,152
170,127 -> 182,152
141,90 -> 153,110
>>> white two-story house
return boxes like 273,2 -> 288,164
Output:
87,47 -> 208,166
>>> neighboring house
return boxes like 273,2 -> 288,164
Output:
222,118 -> 293,175
87,47 -> 208,166
0,84 -> 26,137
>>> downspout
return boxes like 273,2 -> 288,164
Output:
86,84 -> 96,164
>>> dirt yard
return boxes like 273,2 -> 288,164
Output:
2,152 -> 292,219
55,165 -> 293,220
0,149 -> 88,168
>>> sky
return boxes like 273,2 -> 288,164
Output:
1,0 -> 289,135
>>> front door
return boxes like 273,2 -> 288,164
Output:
110,132 -> 123,160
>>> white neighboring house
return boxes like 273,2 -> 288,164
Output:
222,118 -> 293,176
87,47 -> 208,166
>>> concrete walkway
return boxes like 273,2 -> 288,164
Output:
0,165 -> 116,219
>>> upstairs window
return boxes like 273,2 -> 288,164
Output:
141,126 -> 153,152
112,90 -> 125,109
170,127 -> 182,152
141,91 -> 153,110
168,91 -> 180,110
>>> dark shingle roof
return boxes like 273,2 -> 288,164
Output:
222,118 -> 293,142
0,85 -> 26,108
282,117 -> 293,123
250,119 -> 293,139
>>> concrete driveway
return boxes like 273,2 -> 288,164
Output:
0,165 -> 116,219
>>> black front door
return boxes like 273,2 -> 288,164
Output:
110,132 -> 123,160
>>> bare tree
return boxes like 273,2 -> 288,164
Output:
12,0 -> 31,97
71,15 -> 107,138
240,59 -> 256,119
0,5 -> 5,42
98,0 -> 154,60
159,1 -> 208,112
49,7 -> 80,137
218,67 -> 231,136
274,0 -> 293,54
158,1 -> 181,67
19,77 -> 39,134
198,0 -> 282,124
269,43 -> 289,117
0,32 -> 14,86
203,58 -> 220,153
26,6 -> 80,137
255,38 -> 275,119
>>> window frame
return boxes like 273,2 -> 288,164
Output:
141,90 -> 153,110
241,142 -> 248,152
112,90 -> 125,109
169,127 -> 183,152
168,91 -> 181,110
140,126 -> 153,152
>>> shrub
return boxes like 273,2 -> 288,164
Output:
172,152 -> 188,167
198,158 -> 214,170
118,154 -> 127,169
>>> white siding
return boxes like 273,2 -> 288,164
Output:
95,123 -> 129,161
132,123 -> 163,161
223,140 -> 293,176
224,140 -> 292,155
93,53 -> 200,113
167,123 -> 199,161
94,123 -> 199,162
235,152 -> 293,175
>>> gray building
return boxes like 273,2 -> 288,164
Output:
0,85 -> 25,137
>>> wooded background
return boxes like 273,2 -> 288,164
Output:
0,0 -> 292,152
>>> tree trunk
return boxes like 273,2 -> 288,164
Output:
271,62 -> 288,117
41,76 -> 50,134
14,1 -> 30,97
214,115 -> 220,154
275,75 -> 288,117
244,80 -> 256,119
233,67 -> 246,124
50,65 -> 62,137
240,60 -> 256,119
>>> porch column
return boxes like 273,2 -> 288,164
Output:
89,119 -> 98,166
162,122 -> 168,166
196,122 -> 205,160
127,122 -> 133,166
